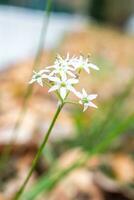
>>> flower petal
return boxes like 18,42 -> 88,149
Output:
68,66 -> 75,71
48,85 -> 59,92
67,78 -> 79,85
79,100 -> 83,105
60,71 -> 67,80
67,85 -> 77,95
67,71 -> 76,78
48,76 -> 60,83
82,89 -> 87,97
61,73 -> 67,82
46,65 -> 55,69
33,70 -> 37,74
88,94 -> 98,100
66,52 -> 70,60
60,87 -> 67,99
37,78 -> 43,87
88,63 -> 99,70
83,104 -> 88,112
29,79 -> 35,84
83,65 -> 90,73
88,102 -> 97,108
40,69 -> 50,74
74,90 -> 82,98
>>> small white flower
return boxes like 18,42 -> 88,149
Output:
76,89 -> 97,112
47,63 -> 75,78
47,53 -> 76,78
29,69 -> 49,87
29,54 -> 99,110
48,74 -> 78,99
72,55 -> 99,74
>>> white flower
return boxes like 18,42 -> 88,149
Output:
72,55 -> 99,74
29,69 -> 49,86
48,74 -> 78,99
29,54 -> 99,110
47,53 -> 76,78
76,89 -> 98,111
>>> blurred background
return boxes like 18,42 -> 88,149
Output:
0,0 -> 134,200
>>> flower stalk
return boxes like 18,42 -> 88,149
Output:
14,102 -> 64,200
14,53 -> 99,199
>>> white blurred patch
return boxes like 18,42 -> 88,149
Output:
125,14 -> 134,35
0,5 -> 88,69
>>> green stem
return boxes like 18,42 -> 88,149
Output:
14,102 -> 64,200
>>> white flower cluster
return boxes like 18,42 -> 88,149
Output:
29,54 -> 99,111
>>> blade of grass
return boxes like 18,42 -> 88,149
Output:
0,0 -> 53,170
